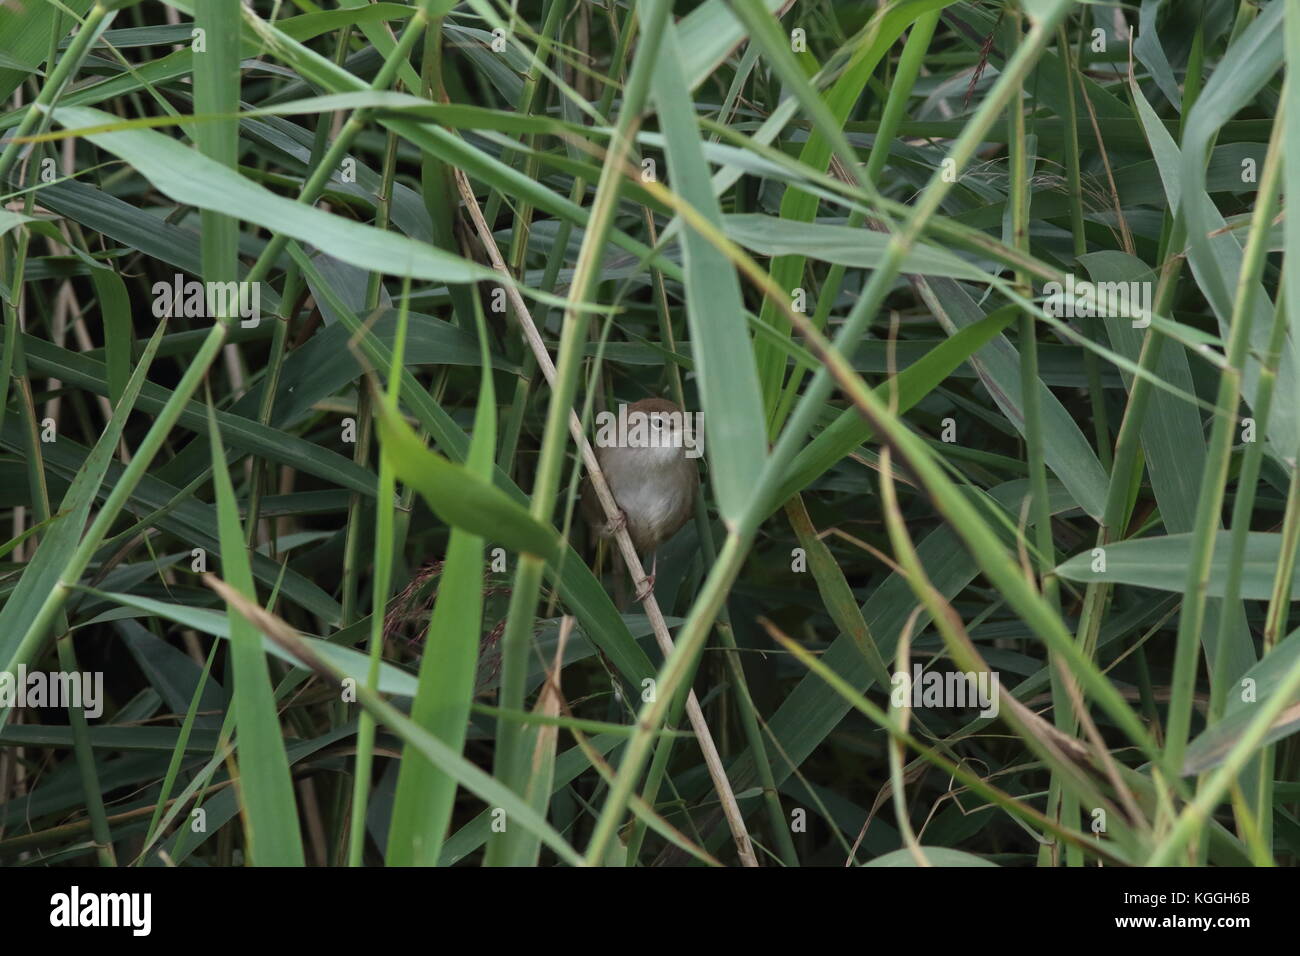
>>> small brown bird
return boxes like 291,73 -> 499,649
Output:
581,397 -> 700,599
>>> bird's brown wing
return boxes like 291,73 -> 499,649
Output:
661,457 -> 699,543
579,473 -> 610,535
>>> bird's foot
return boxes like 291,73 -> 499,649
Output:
603,508 -> 628,537
634,553 -> 659,602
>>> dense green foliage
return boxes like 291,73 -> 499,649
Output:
0,0 -> 1297,867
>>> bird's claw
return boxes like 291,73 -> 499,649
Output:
633,572 -> 656,603
603,508 -> 628,537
